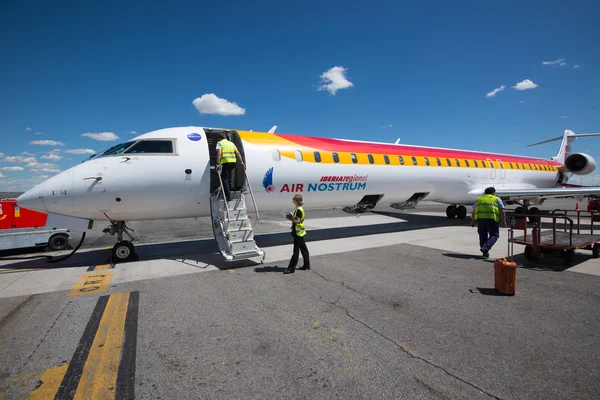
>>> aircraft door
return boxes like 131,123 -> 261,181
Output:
486,158 -> 496,179
496,159 -> 506,179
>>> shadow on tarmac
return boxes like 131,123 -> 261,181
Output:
1,210 -> 594,272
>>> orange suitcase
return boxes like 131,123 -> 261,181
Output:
494,258 -> 517,295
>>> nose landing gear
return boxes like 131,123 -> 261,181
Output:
103,221 -> 138,263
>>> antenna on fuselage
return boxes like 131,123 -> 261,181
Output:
267,125 -> 277,133
394,138 -> 400,144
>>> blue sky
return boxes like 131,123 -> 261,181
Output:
1,0 -> 599,191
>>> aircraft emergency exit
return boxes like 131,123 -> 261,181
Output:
16,126 -> 600,263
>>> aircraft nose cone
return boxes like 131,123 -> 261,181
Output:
16,182 -> 47,213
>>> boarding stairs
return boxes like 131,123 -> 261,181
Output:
210,169 -> 265,262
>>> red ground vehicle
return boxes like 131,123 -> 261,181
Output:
0,199 -> 48,230
587,195 -> 600,221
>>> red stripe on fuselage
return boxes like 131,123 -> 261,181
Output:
274,133 -> 561,166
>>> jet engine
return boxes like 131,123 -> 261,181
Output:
564,153 -> 596,175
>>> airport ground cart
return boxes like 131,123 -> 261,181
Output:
0,227 -> 71,252
507,209 -> 600,266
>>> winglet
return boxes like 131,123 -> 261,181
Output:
267,125 -> 277,133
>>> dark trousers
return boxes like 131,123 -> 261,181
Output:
478,219 -> 499,251
287,233 -> 310,271
220,163 -> 236,201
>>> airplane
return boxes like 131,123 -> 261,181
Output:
15,126 -> 600,263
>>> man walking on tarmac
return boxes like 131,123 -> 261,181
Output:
216,132 -> 245,202
471,186 -> 506,259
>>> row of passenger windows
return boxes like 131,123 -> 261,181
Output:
273,150 -> 556,171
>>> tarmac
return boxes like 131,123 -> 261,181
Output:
0,199 -> 599,399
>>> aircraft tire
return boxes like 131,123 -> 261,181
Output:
112,241 -> 135,263
515,206 -> 525,219
564,250 -> 575,267
524,245 -> 537,261
528,207 -> 540,223
446,206 -> 456,219
456,206 -> 467,219
593,244 -> 600,259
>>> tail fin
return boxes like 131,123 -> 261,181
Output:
527,129 -> 600,164
267,125 -> 277,133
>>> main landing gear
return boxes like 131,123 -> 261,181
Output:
103,221 -> 138,263
446,205 -> 467,219
513,201 -> 541,223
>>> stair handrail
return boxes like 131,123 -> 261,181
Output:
241,166 -> 260,221
216,169 -> 231,221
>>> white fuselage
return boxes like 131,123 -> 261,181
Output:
16,127 -> 561,221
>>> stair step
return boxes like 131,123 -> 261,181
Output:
228,230 -> 254,243
231,240 -> 258,255
220,209 -> 248,221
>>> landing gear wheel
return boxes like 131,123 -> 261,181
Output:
524,245 -> 537,261
112,241 -> 135,263
593,244 -> 600,259
48,234 -> 69,251
446,205 -> 456,219
528,207 -> 540,223
564,250 -> 575,267
515,206 -> 525,219
456,205 -> 467,219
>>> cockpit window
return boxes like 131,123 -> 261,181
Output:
100,142 -> 136,156
124,140 -> 174,154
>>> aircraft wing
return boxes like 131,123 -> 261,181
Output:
494,186 -> 600,200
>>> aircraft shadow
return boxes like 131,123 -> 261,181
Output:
0,210 -> 592,271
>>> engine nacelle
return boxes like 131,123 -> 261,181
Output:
564,153 -> 596,175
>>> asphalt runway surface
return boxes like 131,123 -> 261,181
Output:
1,198 -> 599,399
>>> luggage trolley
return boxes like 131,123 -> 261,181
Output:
508,209 -> 600,266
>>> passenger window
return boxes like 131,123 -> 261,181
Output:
424,157 -> 430,166
481,160 -> 487,168
509,162 -> 513,169
384,155 -> 390,164
295,150 -> 303,162
516,163 -> 520,169
412,156 -> 417,165
474,160 -> 478,168
272,149 -> 281,161
398,156 -> 405,165
125,140 -> 173,154
455,159 -> 460,167
314,151 -> 322,163
499,162 -> 504,169
446,158 -> 451,166
332,152 -> 340,163
351,153 -> 358,164
368,154 -> 374,164
465,160 -> 470,167
436,158 -> 441,166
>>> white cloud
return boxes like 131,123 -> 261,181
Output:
26,127 -> 32,131
486,85 -> 505,98
561,116 -> 568,119
382,124 -> 393,128
41,153 -> 63,161
0,172 -> 4,178
39,168 -> 61,173
81,132 -> 119,141
317,66 -> 354,95
192,93 -> 246,116
513,79 -> 538,91
1,167 -> 24,172
128,130 -> 137,135
4,156 -> 37,163
27,162 -> 60,171
22,151 -> 35,156
64,149 -> 96,155
542,58 -> 566,66
590,111 -> 597,114
0,152 -> 3,158
35,131 -> 42,135
573,65 -> 580,69
30,140 -> 65,146
36,175 -> 49,179
518,100 -> 526,104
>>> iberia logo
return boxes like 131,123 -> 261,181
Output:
262,167 -> 275,193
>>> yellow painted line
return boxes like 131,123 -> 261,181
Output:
94,264 -> 111,271
0,268 -> 48,275
28,364 -> 68,400
67,272 -> 114,297
73,292 -> 129,400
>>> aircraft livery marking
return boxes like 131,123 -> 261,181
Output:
187,132 -> 202,141
267,170 -> 369,193
262,167 -> 275,193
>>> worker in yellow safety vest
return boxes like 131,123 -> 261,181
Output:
284,194 -> 310,274
471,186 -> 506,259
216,132 -> 245,202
